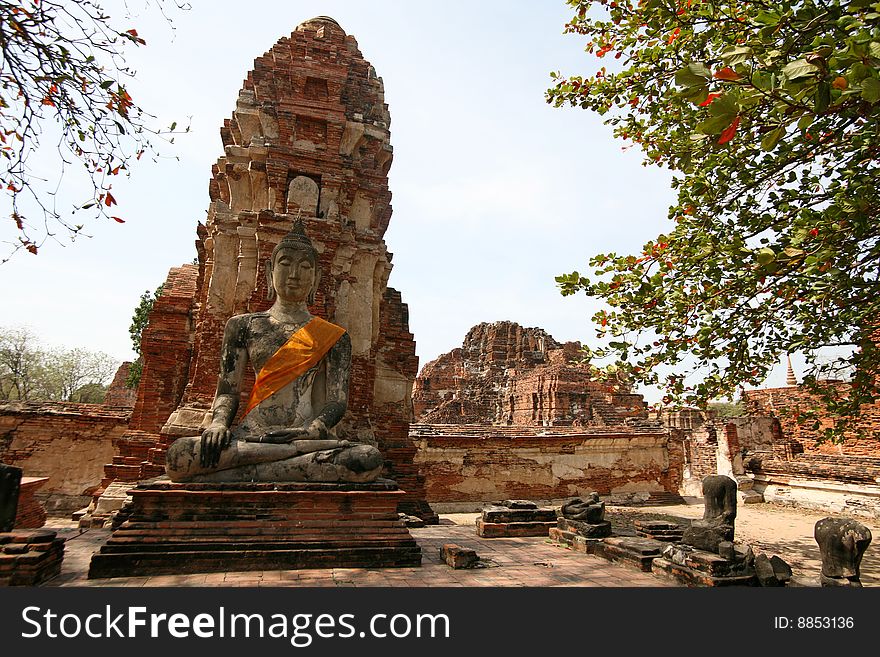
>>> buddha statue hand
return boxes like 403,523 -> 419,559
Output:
200,422 -> 232,468
260,418 -> 341,444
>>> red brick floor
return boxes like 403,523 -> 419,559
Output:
43,516 -> 678,588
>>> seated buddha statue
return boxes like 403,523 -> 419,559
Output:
165,218 -> 383,483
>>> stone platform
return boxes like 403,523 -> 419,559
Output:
88,479 -> 421,579
1,529 -> 65,586
593,537 -> 668,572
475,502 -> 557,538
652,544 -> 759,587
633,519 -> 683,542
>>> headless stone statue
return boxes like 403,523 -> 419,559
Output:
814,517 -> 872,587
561,493 -> 605,524
0,463 -> 22,532
165,219 -> 382,483
681,474 -> 737,553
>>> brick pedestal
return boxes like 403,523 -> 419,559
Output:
652,543 -> 759,586
88,479 -> 421,579
0,529 -> 65,586
475,503 -> 557,538
15,477 -> 48,529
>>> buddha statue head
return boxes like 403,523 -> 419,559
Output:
266,217 -> 321,305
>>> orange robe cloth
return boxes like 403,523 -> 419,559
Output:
243,317 -> 346,417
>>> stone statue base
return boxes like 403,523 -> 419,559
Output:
651,543 -> 759,587
0,529 -> 65,586
475,501 -> 557,538
88,479 -> 421,579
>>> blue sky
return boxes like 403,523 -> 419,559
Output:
0,1 -> 797,396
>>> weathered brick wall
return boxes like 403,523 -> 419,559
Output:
0,402 -> 130,512
414,321 -> 649,426
103,362 -> 137,408
112,18 -> 433,521
100,264 -> 199,485
744,384 -> 880,455
411,424 -> 682,504
14,477 -> 48,528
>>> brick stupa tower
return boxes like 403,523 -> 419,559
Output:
94,17 -> 436,524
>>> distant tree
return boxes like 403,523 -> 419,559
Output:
0,325 -> 117,401
71,381 -> 108,403
125,283 -> 162,388
548,0 -> 880,440
0,0 -> 187,262
0,326 -> 44,400
43,346 -> 116,401
708,400 -> 745,418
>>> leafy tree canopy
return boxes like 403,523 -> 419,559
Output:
125,282 -> 162,388
0,0 -> 186,262
0,325 -> 118,402
548,0 -> 880,439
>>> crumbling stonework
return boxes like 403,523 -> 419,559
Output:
99,264 -> 199,488
743,384 -> 880,454
411,424 -> 684,508
102,363 -> 137,408
96,17 -> 434,522
665,397 -> 880,517
413,321 -> 649,426
0,402 -> 130,512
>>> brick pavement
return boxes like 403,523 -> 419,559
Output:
42,517 -> 677,588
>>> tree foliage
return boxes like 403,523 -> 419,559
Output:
0,0 -> 185,262
548,0 -> 880,439
0,325 -> 118,402
125,282 -> 162,389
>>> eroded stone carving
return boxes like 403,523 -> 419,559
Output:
287,176 -> 320,215
0,463 -> 22,532
561,493 -> 605,524
681,474 -> 737,553
165,219 -> 382,483
815,517 -> 872,587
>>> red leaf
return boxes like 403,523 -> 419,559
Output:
26,244 -> 38,255
126,29 -> 139,37
104,191 -> 117,207
717,116 -> 741,144
111,216 -> 125,223
713,67 -> 741,81
699,92 -> 722,107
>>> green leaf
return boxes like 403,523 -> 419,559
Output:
783,59 -> 820,80
861,77 -> 880,103
761,125 -> 785,151
675,63 -> 711,88
756,248 -> 775,265
754,10 -> 781,26
797,114 -> 815,130
721,46 -> 753,66
697,114 -> 736,135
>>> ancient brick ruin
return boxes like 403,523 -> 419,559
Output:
411,321 -> 684,507
91,17 -> 434,522
0,402 -> 130,513
102,363 -> 137,408
669,383 -> 880,518
413,321 -> 649,426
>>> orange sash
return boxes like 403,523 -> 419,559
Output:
243,317 -> 346,417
